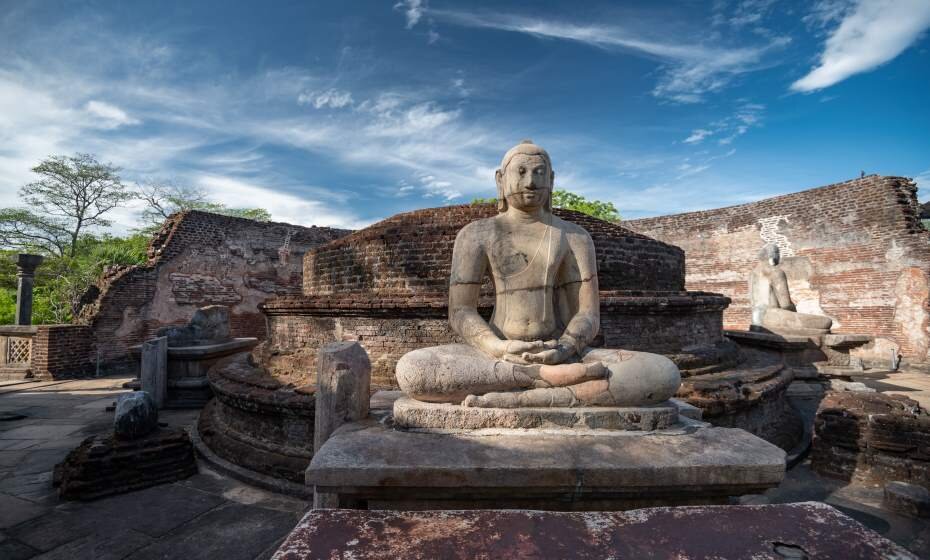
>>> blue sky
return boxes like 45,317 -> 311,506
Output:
1,0 -> 929,230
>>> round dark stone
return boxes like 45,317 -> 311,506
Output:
114,391 -> 158,439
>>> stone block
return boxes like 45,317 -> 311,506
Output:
884,481 -> 930,518
271,502 -> 916,559
392,397 -> 679,431
141,337 -> 167,409
313,341 -> 371,453
306,419 -> 785,510
812,391 -> 930,486
113,391 -> 158,439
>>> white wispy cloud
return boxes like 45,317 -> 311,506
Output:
84,100 -> 140,128
394,0 -> 424,29
197,175 -> 369,229
682,102 -> 764,145
297,88 -> 354,109
423,8 -> 790,103
684,129 -> 712,144
792,0 -> 930,92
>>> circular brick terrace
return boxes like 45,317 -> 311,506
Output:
303,204 -> 686,296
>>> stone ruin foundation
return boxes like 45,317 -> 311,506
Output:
199,204 -> 805,488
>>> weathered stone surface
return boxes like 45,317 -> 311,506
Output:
884,481 -> 930,518
272,502 -> 916,560
314,341 -> 371,454
157,305 -> 232,346
677,347 -> 802,451
53,428 -> 196,501
393,396 -> 679,431
200,353 -> 314,485
77,210 -> 350,375
812,391 -> 930,486
113,391 -> 158,439
307,419 -> 785,510
140,336 -> 167,408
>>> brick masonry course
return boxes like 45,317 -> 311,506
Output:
75,211 -> 350,374
624,175 -> 930,361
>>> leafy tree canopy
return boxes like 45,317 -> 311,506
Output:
0,154 -> 134,257
471,189 -> 621,223
138,181 -> 271,232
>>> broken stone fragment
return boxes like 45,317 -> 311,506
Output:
113,391 -> 158,439
884,481 -> 930,518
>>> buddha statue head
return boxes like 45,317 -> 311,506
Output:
760,244 -> 781,266
494,140 -> 554,213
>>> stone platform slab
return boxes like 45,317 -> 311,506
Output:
272,502 -> 917,560
306,419 -> 786,510
392,396 -> 680,431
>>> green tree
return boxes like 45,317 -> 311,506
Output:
138,181 -> 271,232
471,189 -> 621,223
0,154 -> 135,257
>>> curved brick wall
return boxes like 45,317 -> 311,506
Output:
303,205 -> 685,295
260,291 -> 730,387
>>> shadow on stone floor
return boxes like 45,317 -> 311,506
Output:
0,378 -> 309,560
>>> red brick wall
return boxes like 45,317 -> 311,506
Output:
304,204 -> 685,295
624,176 -> 930,360
76,211 -> 350,373
261,291 -> 729,387
32,325 -> 93,378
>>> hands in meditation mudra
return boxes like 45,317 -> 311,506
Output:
396,141 -> 681,408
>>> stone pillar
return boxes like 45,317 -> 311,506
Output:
14,254 -> 43,326
141,337 -> 168,409
313,341 -> 371,508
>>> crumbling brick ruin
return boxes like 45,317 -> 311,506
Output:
624,176 -> 930,363
75,211 -> 350,374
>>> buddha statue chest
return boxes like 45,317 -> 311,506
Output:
487,221 -> 567,341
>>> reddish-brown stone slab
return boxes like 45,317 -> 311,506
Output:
272,502 -> 916,560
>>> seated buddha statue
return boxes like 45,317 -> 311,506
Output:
749,244 -> 832,335
395,140 -> 681,409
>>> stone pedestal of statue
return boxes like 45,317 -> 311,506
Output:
306,391 -> 785,510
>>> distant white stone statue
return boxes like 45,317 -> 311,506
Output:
749,244 -> 832,335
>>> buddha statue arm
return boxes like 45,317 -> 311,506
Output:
772,269 -> 796,311
558,232 -> 600,352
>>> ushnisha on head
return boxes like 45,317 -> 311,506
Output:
760,244 -> 781,265
494,139 -> 555,213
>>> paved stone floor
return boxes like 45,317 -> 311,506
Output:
0,370 -> 928,559
0,377 -> 308,560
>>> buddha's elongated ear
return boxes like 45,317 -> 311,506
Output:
495,169 -> 507,212
546,171 -> 555,211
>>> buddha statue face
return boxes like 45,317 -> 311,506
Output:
494,142 -> 554,213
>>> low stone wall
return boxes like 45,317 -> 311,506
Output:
812,391 -> 930,487
624,176 -> 930,362
32,325 -> 94,378
75,211 -> 349,374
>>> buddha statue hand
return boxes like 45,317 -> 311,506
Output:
521,337 -> 577,365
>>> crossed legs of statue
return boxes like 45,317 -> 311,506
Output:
395,344 -> 681,408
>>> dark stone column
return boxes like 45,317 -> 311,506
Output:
15,254 -> 44,325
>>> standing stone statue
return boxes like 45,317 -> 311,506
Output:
395,140 -> 680,408
749,244 -> 832,335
